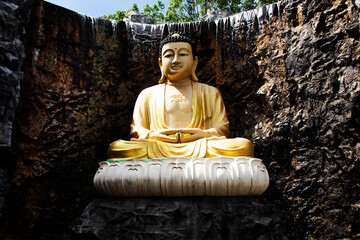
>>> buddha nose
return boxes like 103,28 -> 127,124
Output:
172,54 -> 180,64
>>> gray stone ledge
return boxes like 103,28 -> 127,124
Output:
75,197 -> 287,240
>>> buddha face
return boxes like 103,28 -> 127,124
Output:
159,42 -> 198,82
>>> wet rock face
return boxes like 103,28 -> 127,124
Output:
0,0 -> 32,146
253,1 -> 360,238
1,0 -> 132,238
1,0 -> 359,239
0,0 -> 32,230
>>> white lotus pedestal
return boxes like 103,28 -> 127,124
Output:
94,157 -> 269,197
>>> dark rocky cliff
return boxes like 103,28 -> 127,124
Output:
0,0 -> 359,239
0,0 -> 32,147
0,0 -> 32,225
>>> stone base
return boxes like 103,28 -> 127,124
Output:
94,157 -> 269,197
74,197 -> 286,240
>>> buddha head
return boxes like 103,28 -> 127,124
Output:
158,33 -> 198,83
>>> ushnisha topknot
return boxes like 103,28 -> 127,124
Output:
159,33 -> 196,59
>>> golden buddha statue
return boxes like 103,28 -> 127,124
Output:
94,33 -> 269,197
107,33 -> 254,159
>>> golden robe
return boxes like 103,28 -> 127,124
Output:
108,81 -> 254,159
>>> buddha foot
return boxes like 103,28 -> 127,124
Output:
93,157 -> 269,197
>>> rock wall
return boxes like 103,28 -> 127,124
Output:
256,1 -> 360,237
1,1 -> 130,238
0,0 -> 32,223
0,0 -> 32,147
0,0 -> 359,239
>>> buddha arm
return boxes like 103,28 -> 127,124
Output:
204,86 -> 229,137
130,89 -> 152,139
180,85 -> 229,142
130,87 -> 177,142
130,84 -> 229,141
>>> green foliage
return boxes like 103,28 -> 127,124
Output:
104,0 -> 278,22
143,1 -> 166,22
166,0 -> 194,22
259,0 -> 278,6
131,3 -> 140,12
240,0 -> 258,11
104,3 -> 140,20
105,10 -> 126,20
211,0 -> 270,13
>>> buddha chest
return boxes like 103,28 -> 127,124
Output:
164,84 -> 192,128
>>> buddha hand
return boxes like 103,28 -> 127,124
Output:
178,128 -> 212,143
148,129 -> 178,143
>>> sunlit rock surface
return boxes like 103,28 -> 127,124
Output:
0,0 -> 359,239
124,11 -> 155,24
202,10 -> 233,21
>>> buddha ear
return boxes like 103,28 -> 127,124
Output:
158,58 -> 166,83
191,56 -> 199,82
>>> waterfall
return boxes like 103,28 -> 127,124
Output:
123,0 -> 288,42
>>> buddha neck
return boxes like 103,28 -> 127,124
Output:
166,78 -> 192,87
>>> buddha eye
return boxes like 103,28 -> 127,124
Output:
164,53 -> 174,58
180,53 -> 189,56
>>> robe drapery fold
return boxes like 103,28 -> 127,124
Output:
108,81 -> 254,159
